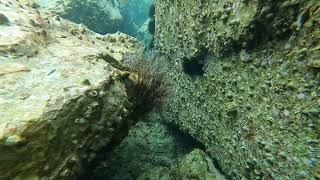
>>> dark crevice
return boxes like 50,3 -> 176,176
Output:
148,4 -> 155,48
79,120 -> 206,180
211,158 -> 225,177
166,123 -> 228,178
182,60 -> 205,76
79,114 -> 136,180
166,123 -> 205,151
182,48 -> 208,76
244,3 -> 301,50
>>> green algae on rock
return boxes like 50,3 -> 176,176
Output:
155,0 -> 320,178
138,149 -> 225,180
89,115 -> 199,180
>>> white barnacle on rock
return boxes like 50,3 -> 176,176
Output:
83,106 -> 93,117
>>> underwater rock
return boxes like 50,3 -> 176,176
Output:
36,0 -> 123,34
0,0 -> 141,179
0,13 -> 9,25
138,149 -> 226,180
155,0 -> 306,58
155,0 -> 320,178
119,0 -> 154,47
137,18 -> 154,47
89,116 -> 198,179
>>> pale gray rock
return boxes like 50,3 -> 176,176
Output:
0,0 -> 140,179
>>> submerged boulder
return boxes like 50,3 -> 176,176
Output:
36,0 -> 123,34
156,0 -> 320,178
0,0 -> 140,179
138,149 -> 225,180
136,18 -> 154,47
155,0 -> 306,58
119,0 -> 154,46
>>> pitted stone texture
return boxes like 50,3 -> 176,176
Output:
155,0 -> 320,179
0,0 -> 140,179
155,0 -> 305,59
138,149 -> 226,180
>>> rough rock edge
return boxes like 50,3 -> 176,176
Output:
0,0 -> 141,179
155,0 -> 320,178
137,149 -> 225,180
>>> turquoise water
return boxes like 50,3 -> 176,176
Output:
120,0 -> 155,47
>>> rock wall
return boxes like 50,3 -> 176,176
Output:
0,0 -> 141,179
155,0 -> 307,57
138,149 -> 226,180
155,0 -> 320,178
36,0 -> 123,34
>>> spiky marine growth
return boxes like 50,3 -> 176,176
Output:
124,51 -> 167,116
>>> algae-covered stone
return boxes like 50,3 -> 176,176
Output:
155,0 -> 306,58
155,0 -> 320,178
89,118 -> 197,179
138,149 -> 225,180
0,0 -> 141,179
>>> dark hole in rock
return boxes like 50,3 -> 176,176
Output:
182,49 -> 207,76
182,60 -> 205,76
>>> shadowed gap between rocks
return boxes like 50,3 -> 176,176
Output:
182,48 -> 208,76
78,119 -> 210,179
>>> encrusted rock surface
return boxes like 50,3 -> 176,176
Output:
36,0 -> 123,34
155,0 -> 320,178
156,0 -> 307,58
138,149 -> 225,180
0,0 -> 140,179
89,112 -> 199,180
